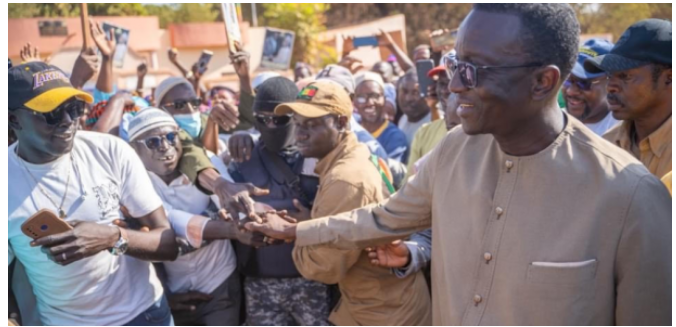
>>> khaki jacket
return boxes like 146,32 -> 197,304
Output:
293,132 -> 432,326
603,116 -> 672,178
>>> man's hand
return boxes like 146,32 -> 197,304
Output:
245,211 -> 298,242
213,178 -> 269,224
229,215 -> 269,247
191,62 -> 205,81
229,41 -> 251,80
20,43 -> 41,63
32,222 -> 119,266
168,292 -> 212,312
342,35 -> 355,55
430,29 -> 454,53
278,199 -> 311,222
90,19 -> 116,59
210,100 -> 239,132
137,63 -> 148,78
70,47 -> 100,89
377,29 -> 395,48
228,133 -> 254,163
365,240 -> 411,268
168,48 -> 179,64
110,91 -> 136,108
338,55 -> 364,74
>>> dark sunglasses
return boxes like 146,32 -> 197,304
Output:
136,131 -> 179,150
255,113 -> 292,126
444,54 -> 542,89
27,100 -> 85,126
563,78 -> 602,91
163,98 -> 201,111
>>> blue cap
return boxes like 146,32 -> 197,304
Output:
571,38 -> 614,79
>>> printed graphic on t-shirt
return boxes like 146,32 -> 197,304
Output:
92,182 -> 121,218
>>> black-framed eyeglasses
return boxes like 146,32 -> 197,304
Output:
26,99 -> 86,126
255,113 -> 292,126
563,78 -> 602,91
162,98 -> 201,111
135,131 -> 179,150
443,53 -> 542,89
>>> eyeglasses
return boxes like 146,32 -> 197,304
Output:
28,100 -> 85,125
563,78 -> 602,91
163,98 -> 201,112
255,113 -> 292,126
355,93 -> 384,104
443,53 -> 542,89
135,131 -> 179,150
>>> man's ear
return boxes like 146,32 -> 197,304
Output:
9,112 -> 21,131
338,115 -> 350,131
665,69 -> 671,86
531,65 -> 560,102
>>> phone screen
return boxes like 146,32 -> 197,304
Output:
197,51 -> 213,75
353,36 -> 379,48
416,60 -> 435,98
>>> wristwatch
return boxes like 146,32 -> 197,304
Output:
110,226 -> 129,256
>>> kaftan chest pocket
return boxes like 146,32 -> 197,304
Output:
527,259 -> 597,284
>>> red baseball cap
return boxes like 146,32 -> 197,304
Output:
427,65 -> 446,78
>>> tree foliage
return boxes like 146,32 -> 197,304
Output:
261,3 -> 335,67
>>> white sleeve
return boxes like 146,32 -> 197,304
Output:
167,208 -> 209,249
116,140 -> 164,218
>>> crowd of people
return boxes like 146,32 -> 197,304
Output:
7,3 -> 672,326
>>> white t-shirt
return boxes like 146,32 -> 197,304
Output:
585,112 -> 620,136
8,131 -> 164,326
149,153 -> 237,295
398,112 -> 432,144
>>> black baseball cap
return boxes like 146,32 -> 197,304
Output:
9,62 -> 93,113
584,19 -> 672,74
253,77 -> 299,113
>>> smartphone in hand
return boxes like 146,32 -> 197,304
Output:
353,36 -> 379,48
21,209 -> 72,240
416,59 -> 435,98
197,50 -> 214,75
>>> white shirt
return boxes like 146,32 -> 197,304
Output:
149,153 -> 237,295
585,112 -> 619,136
398,112 -> 432,144
8,131 -> 164,326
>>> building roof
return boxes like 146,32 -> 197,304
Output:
8,16 -> 161,57
168,21 -> 249,49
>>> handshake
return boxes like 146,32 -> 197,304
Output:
228,203 -> 304,246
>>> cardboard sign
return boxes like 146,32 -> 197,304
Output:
260,28 -> 296,70
102,22 -> 130,68
221,3 -> 242,54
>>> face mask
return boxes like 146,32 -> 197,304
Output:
255,120 -> 296,153
174,112 -> 202,139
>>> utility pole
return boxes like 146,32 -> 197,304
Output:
251,3 -> 258,27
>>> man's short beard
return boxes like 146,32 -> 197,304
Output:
578,104 -> 592,121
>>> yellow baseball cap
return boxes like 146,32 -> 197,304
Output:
274,80 -> 353,118
9,62 -> 93,113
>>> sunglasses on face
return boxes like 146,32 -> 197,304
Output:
255,113 -> 292,126
355,93 -> 384,104
28,100 -> 86,126
563,78 -> 602,91
136,131 -> 179,150
443,53 -> 542,89
163,98 -> 201,111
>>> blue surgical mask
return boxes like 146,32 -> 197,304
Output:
174,112 -> 202,138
